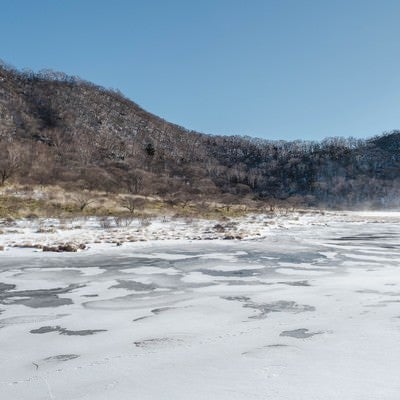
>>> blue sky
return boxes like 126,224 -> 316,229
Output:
1,0 -> 400,140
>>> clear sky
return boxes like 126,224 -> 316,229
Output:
1,0 -> 400,141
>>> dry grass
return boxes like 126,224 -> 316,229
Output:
0,183 -> 295,220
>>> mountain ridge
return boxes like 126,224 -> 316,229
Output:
1,62 -> 400,209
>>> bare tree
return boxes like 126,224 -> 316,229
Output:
0,140 -> 22,186
123,172 -> 143,194
120,196 -> 145,215
73,192 -> 95,211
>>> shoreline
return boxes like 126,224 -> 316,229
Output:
1,210 -> 400,256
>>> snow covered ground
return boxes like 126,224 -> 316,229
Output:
1,212 -> 400,399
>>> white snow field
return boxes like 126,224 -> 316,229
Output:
1,212 -> 400,399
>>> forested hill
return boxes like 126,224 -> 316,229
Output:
1,62 -> 400,209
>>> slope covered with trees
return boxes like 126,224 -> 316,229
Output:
1,61 -> 400,209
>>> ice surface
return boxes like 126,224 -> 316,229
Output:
1,212 -> 400,399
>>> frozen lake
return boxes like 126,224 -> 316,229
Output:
1,217 -> 400,399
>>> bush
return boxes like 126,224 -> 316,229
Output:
113,215 -> 134,227
98,216 -> 112,229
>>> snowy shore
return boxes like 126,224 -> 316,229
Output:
1,211 -> 400,399
1,210 -> 400,255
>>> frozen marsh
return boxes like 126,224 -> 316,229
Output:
1,212 -> 400,399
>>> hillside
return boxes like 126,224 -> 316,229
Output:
1,62 -> 400,209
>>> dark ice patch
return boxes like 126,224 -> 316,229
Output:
151,307 -> 174,314
245,300 -> 315,319
280,328 -> 322,339
109,280 -> 157,291
222,296 -> 250,302
0,284 -> 83,308
30,325 -> 106,336
223,297 -> 315,319
11,296 -> 73,308
31,326 -> 63,334
199,269 -> 261,278
43,354 -> 80,362
0,283 -> 16,292
334,234 -> 395,241
278,280 -> 310,287
133,316 -> 149,322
